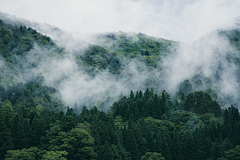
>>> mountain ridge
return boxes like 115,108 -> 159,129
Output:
1,12 -> 240,110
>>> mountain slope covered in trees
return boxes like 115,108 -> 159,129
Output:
1,15 -> 240,159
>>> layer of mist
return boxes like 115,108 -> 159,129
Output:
163,30 -> 240,106
1,0 -> 240,43
1,13 -> 240,111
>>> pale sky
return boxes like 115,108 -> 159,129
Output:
0,0 -> 240,43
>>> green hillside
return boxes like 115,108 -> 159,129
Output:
1,16 -> 240,160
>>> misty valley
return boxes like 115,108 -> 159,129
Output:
1,13 -> 240,160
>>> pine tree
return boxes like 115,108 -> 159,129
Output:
156,127 -> 171,160
211,140 -> 222,160
124,129 -> 141,160
61,115 -> 78,132
133,123 -> 146,156
112,102 -> 120,117
204,136 -> 213,159
97,141 -> 115,160
141,97 -> 148,117
140,120 -> 154,152
160,90 -> 170,116
144,88 -> 151,100
119,103 -> 125,118
135,91 -> 139,100
66,106 -> 76,117
146,96 -> 156,118
139,90 -> 143,99
30,117 -> 47,146
23,118 -> 31,148
180,130 -> 193,160
1,100 -> 13,129
128,114 -> 134,130
130,90 -> 134,99
170,129 -> 182,160
118,146 -> 132,160
125,104 -> 131,121
0,112 -> 14,159
12,114 -> 25,149
55,110 -> 65,121
155,130 -> 162,153
106,114 -> 119,145
80,108 -> 89,122
161,137 -> 171,160
133,103 -> 140,121
153,94 -> 161,119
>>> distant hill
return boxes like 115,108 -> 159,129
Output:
1,13 -> 240,110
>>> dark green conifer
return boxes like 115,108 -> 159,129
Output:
130,90 -> 134,99
155,130 -> 162,153
1,100 -> 13,129
133,103 -> 140,121
146,96 -> 156,118
171,129 -> 182,160
0,112 -> 14,159
23,118 -> 31,148
153,94 -> 161,119
160,90 -> 170,116
211,140 -> 222,160
139,90 -> 143,99
12,114 -> 25,149
61,115 -> 78,132
124,128 -> 141,160
144,88 -> 151,99
30,117 -> 47,146
66,106 -> 76,117
80,108 -> 89,122
133,123 -> 146,156
135,91 -> 139,99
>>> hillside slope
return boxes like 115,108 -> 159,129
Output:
1,13 -> 240,110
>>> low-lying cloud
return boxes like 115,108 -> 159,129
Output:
1,0 -> 240,110
0,0 -> 240,43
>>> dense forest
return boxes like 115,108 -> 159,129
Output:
1,85 -> 240,160
1,15 -> 240,160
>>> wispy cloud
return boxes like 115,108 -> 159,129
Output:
0,0 -> 240,43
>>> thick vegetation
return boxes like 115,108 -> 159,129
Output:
1,87 -> 240,160
1,19 -> 240,160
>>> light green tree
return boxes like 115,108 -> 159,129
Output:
5,147 -> 39,160
5,147 -> 68,160
141,152 -> 165,160
41,150 -> 68,160
49,128 -> 96,160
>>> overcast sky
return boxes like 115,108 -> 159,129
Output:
0,0 -> 240,43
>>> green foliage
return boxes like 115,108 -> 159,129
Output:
141,152 -> 165,160
39,120 -> 62,150
4,147 -> 68,160
41,150 -> 68,160
112,89 -> 170,121
222,145 -> 240,160
184,91 -> 221,116
1,88 -> 240,160
80,45 -> 112,70
12,114 -> 25,149
49,128 -> 96,160
1,100 -> 13,129
0,82 -> 64,114
0,23 -> 56,58
122,128 -> 141,160
2,19 -> 240,160
0,21 -> 65,88
5,147 -> 40,160
0,111 -> 14,159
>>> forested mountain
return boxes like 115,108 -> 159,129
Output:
1,14 -> 240,159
